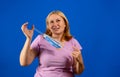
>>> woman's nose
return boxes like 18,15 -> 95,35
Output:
53,21 -> 58,26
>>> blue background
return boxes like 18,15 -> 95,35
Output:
0,0 -> 120,77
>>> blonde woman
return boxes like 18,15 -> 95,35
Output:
20,10 -> 84,77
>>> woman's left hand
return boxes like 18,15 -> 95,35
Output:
72,47 -> 81,62
71,47 -> 84,74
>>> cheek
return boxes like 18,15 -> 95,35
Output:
61,22 -> 66,29
61,24 -> 66,31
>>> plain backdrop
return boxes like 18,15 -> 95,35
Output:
0,0 -> 120,77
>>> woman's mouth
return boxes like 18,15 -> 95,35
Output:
52,26 -> 60,31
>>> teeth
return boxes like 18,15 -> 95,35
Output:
52,26 -> 59,30
53,28 -> 59,30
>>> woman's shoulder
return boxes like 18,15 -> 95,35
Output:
37,34 -> 43,37
35,34 -> 44,39
32,34 -> 44,43
70,37 -> 82,50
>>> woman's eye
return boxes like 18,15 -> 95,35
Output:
56,19 -> 60,22
50,21 -> 54,23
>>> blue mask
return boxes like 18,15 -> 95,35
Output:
34,27 -> 62,48
43,34 -> 62,48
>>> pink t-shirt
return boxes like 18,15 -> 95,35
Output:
31,35 -> 82,77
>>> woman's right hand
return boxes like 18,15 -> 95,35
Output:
21,22 -> 34,39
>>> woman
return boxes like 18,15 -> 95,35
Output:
20,10 -> 84,77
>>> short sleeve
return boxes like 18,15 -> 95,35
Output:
72,38 -> 82,50
30,35 -> 42,52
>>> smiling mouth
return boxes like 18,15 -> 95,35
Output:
52,26 -> 60,31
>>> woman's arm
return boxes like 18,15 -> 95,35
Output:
19,22 -> 38,66
72,47 -> 85,74
19,38 -> 38,66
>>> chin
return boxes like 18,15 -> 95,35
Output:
52,30 -> 64,35
53,32 -> 62,35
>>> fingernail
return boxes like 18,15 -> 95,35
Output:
25,22 -> 28,24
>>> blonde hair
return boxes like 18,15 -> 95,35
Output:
45,10 -> 72,41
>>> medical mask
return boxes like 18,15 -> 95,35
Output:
34,27 -> 62,48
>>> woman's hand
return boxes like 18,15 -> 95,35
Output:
72,47 -> 81,62
72,47 -> 84,74
21,22 -> 34,39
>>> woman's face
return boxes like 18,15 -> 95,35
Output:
47,14 -> 66,35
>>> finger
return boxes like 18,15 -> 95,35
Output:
72,52 -> 80,57
72,53 -> 80,60
72,54 -> 76,58
72,55 -> 76,60
72,51 -> 77,54
72,56 -> 77,62
72,55 -> 77,59
72,53 -> 78,57
72,52 -> 79,57
21,22 -> 28,30
22,22 -> 28,27
32,24 -> 35,31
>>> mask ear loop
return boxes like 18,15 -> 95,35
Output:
34,27 -> 43,34
34,27 -> 62,48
